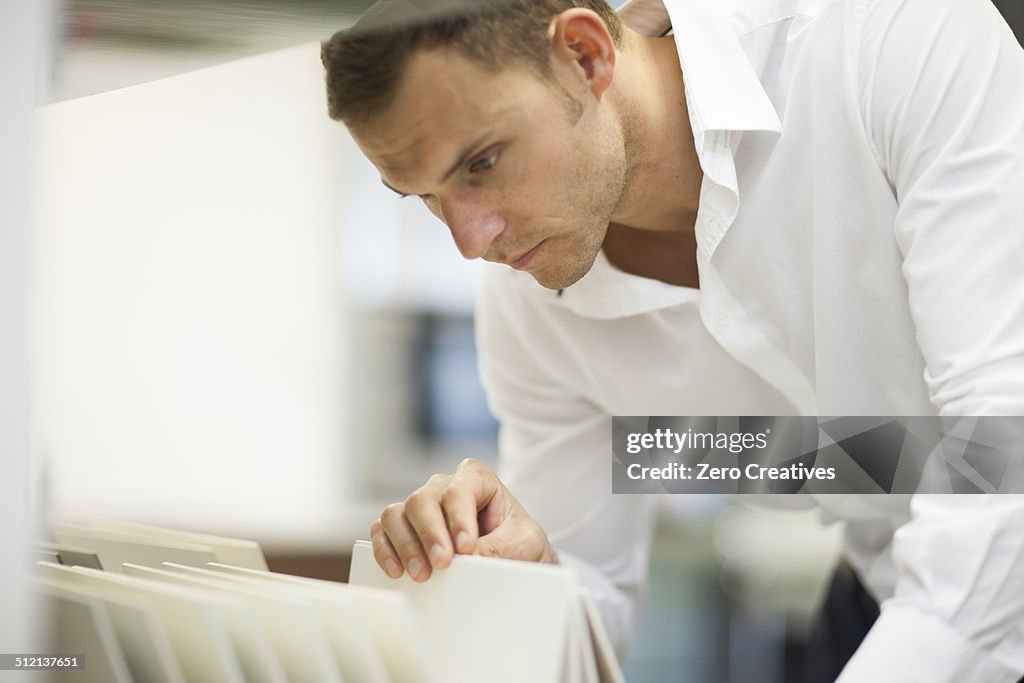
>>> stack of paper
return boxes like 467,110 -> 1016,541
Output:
349,540 -> 624,683
34,522 -> 623,683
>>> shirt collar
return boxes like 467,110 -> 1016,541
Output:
517,0 -> 781,319
504,250 -> 700,320
619,0 -> 782,135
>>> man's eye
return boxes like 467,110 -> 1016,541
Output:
468,148 -> 500,174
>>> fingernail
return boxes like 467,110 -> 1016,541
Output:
456,531 -> 470,553
407,557 -> 424,579
429,543 -> 445,566
384,559 -> 401,578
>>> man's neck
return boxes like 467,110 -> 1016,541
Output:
612,31 -> 702,233
601,30 -> 703,286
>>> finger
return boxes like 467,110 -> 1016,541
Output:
369,517 -> 403,578
475,514 -> 547,562
442,458 -> 501,554
404,474 -> 455,570
379,502 -> 431,581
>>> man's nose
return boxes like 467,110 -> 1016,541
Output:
440,198 -> 505,260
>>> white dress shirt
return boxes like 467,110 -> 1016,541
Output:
475,0 -> 1024,680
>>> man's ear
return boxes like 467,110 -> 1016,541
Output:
548,8 -> 616,100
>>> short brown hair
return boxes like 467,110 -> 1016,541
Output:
321,0 -> 623,125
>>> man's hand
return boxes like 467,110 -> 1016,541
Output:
369,457 -> 557,581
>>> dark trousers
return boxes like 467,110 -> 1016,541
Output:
800,563 -> 880,683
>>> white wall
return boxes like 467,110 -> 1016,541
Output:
33,43 -> 354,543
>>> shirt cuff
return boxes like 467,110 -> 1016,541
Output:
838,604 -> 1021,683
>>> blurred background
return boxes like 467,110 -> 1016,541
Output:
4,1 -> 1021,681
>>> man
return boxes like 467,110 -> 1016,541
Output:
321,0 -> 1024,680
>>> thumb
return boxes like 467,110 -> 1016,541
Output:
474,515 -> 547,562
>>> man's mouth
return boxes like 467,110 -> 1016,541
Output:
509,239 -> 547,270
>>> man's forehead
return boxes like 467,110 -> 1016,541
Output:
350,53 -> 472,153
349,48 -> 524,181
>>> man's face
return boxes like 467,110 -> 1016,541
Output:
348,47 -> 627,289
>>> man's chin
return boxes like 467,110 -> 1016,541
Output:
526,258 -> 594,290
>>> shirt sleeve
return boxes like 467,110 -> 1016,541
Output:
475,269 -> 657,661
859,0 -> 1024,415
844,0 -> 1024,679
840,496 -> 1024,682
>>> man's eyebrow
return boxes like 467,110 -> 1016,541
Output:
439,129 -> 496,184
379,129 -> 497,197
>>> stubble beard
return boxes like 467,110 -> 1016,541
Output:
529,123 -> 628,291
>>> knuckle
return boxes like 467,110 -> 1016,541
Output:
439,483 -> 462,506
456,457 -> 483,473
380,502 -> 404,524
405,488 -> 429,510
426,473 -> 449,488
369,518 -> 383,536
